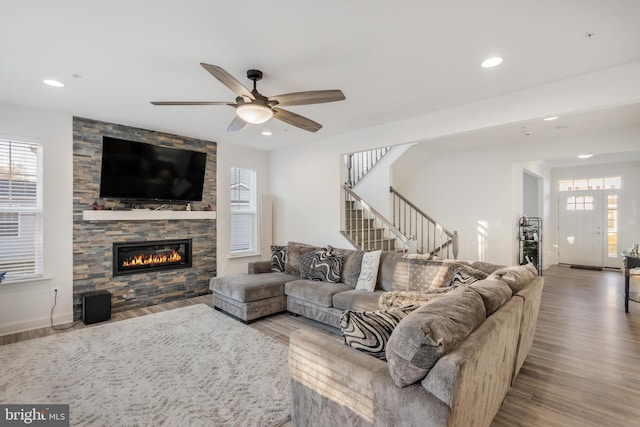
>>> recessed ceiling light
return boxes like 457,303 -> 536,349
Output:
577,154 -> 594,159
261,130 -> 272,136
481,57 -> 503,68
43,79 -> 65,88
543,116 -> 559,121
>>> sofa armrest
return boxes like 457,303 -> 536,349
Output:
421,295 -> 523,427
289,329 -> 450,427
289,329 -> 386,426
248,260 -> 272,274
512,276 -> 544,381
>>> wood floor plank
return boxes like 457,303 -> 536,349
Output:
2,265 -> 639,426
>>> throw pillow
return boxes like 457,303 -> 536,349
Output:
340,305 -> 419,361
307,250 -> 344,283
298,249 -> 318,279
448,267 -> 483,286
431,260 -> 488,289
386,288 -> 487,387
341,250 -> 366,287
356,250 -> 382,291
284,242 -> 319,276
405,255 -> 443,291
270,245 -> 287,272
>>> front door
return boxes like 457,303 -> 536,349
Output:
558,191 -> 603,267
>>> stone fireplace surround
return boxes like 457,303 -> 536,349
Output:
72,117 -> 217,320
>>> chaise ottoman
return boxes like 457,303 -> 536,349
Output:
209,272 -> 296,323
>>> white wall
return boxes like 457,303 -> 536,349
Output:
269,61 -> 640,264
216,142 -> 271,276
0,103 -> 73,335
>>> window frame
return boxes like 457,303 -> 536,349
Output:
229,166 -> 258,257
0,136 -> 44,283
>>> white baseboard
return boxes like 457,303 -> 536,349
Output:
0,312 -> 74,337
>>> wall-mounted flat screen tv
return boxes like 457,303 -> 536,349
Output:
99,136 -> 207,203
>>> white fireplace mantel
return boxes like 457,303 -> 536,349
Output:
82,210 -> 216,221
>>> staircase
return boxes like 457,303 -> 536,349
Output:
343,185 -> 407,252
340,146 -> 458,257
345,147 -> 391,188
390,186 -> 458,259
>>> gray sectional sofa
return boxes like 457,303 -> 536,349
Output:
209,242 -> 544,427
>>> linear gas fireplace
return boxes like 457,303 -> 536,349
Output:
113,239 -> 192,276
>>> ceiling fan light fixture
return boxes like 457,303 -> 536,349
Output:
236,104 -> 273,124
481,57 -> 503,68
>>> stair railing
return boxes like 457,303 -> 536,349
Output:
345,147 -> 392,188
343,185 -> 409,252
390,186 -> 459,259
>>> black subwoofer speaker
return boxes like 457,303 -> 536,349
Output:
82,291 -> 111,325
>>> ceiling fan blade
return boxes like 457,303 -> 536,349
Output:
273,108 -> 322,132
200,63 -> 254,100
227,115 -> 247,132
269,90 -> 345,107
150,101 -> 235,106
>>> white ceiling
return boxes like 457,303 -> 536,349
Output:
2,0 -> 640,151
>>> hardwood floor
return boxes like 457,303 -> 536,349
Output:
2,265 -> 639,426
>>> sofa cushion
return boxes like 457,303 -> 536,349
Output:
356,250 -> 382,291
284,242 -> 320,276
377,253 -> 442,292
378,287 -> 459,310
386,287 -> 487,387
464,260 -> 505,275
307,249 -> 344,283
270,245 -> 287,272
210,272 -> 296,303
285,279 -> 352,307
339,249 -> 365,288
488,263 -> 538,294
340,305 -> 419,361
333,289 -> 385,311
469,279 -> 512,315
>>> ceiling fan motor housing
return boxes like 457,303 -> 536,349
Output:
246,69 -> 263,82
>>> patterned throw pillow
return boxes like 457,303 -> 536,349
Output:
448,267 -> 482,286
307,250 -> 344,283
356,250 -> 382,291
340,305 -> 418,361
299,249 -> 320,279
270,245 -> 287,272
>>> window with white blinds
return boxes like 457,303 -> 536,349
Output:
0,138 -> 43,282
230,167 -> 257,255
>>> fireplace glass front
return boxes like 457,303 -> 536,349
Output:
112,239 -> 192,276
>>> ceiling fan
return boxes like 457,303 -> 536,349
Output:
151,63 -> 346,133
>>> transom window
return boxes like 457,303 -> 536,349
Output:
558,176 -> 621,191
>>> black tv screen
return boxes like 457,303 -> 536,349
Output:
99,136 -> 207,203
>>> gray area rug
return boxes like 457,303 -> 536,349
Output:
0,304 -> 290,426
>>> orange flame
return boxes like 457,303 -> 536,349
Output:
122,250 -> 182,267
